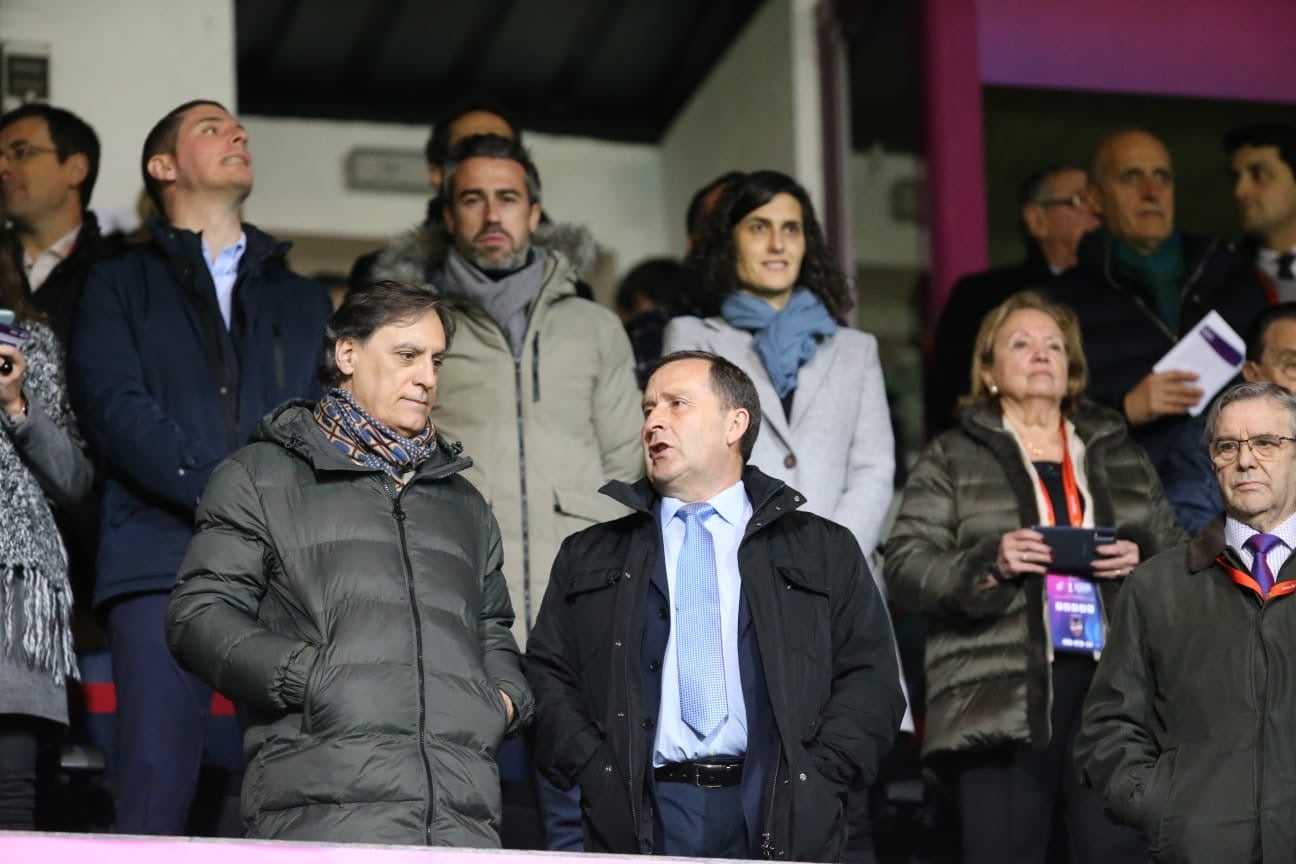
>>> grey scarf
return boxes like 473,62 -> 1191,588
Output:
443,246 -> 548,357
0,324 -> 78,684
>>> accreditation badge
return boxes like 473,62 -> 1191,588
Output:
1045,574 -> 1104,653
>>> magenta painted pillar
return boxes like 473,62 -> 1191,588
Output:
920,0 -> 987,339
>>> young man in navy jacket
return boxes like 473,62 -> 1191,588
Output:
69,99 -> 332,835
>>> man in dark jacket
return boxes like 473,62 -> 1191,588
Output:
526,350 -> 904,861
1049,129 -> 1267,516
926,163 -> 1096,433
1077,381 -> 1296,863
68,99 -> 332,835
0,102 -> 116,343
167,281 -> 532,844
0,103 -> 120,609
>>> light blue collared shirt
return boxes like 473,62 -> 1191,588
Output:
202,231 -> 247,330
654,480 -> 751,767
1225,509 -> 1296,579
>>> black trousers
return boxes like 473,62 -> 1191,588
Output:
0,715 -> 40,830
955,654 -> 1147,864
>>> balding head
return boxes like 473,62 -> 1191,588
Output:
1088,129 -> 1175,254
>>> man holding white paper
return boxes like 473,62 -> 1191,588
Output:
1051,129 -> 1267,515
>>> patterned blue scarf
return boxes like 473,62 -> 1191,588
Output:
313,388 -> 437,487
720,288 -> 837,398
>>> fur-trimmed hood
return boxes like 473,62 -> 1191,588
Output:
371,215 -> 599,291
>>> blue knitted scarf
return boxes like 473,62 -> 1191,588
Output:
720,288 -> 837,398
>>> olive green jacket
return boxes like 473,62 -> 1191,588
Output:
884,401 -> 1185,759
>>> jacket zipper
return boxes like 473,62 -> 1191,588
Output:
513,354 -> 533,636
760,741 -> 783,857
384,477 -> 437,845
532,334 -> 541,402
1253,601 -> 1267,856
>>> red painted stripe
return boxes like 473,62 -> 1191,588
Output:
210,693 -> 236,717
70,681 -> 237,717
80,682 -> 117,714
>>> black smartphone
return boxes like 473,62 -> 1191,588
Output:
1031,525 -> 1118,574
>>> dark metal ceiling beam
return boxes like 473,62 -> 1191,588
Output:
237,0 -> 305,84
440,0 -> 522,97
243,82 -> 660,142
547,0 -> 624,100
336,0 -> 409,87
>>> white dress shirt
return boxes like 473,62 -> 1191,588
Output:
1257,246 -> 1296,303
653,480 -> 751,766
22,225 -> 80,292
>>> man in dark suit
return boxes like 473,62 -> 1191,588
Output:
526,350 -> 903,861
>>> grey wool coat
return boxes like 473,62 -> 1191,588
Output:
662,316 -> 895,567
0,320 -> 92,724
166,401 -> 533,846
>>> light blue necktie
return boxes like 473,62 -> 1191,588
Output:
674,502 -> 728,738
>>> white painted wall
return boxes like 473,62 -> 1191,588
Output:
240,116 -> 672,280
0,0 -> 236,229
661,0 -> 800,240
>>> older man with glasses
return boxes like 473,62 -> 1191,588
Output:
927,163 -> 1096,433
1077,380 -> 1296,863
1049,130 -> 1267,530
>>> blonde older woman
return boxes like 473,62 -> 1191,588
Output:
885,291 -> 1184,864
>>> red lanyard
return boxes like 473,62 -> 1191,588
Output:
1036,423 -> 1083,527
1216,555 -> 1296,604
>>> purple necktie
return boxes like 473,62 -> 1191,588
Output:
1245,533 -> 1283,597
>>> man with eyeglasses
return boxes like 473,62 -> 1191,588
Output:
1076,380 -> 1296,863
927,164 -> 1096,433
0,103 -> 116,344
1050,130 -> 1266,517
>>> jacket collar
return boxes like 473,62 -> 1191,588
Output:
1188,516 -> 1234,571
148,216 -> 290,273
600,464 -> 801,528
253,401 -> 472,481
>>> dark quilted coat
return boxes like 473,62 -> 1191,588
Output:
166,401 -> 533,845
884,401 -> 1185,759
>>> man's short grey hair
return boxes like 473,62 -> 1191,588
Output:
1203,381 -> 1296,444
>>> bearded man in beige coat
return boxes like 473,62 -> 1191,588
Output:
373,132 -> 641,850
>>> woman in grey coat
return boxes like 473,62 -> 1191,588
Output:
0,242 -> 93,828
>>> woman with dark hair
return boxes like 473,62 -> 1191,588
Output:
885,291 -> 1184,863
0,231 -> 93,828
667,170 -> 893,575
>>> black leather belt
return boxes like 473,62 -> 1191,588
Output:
654,758 -> 744,787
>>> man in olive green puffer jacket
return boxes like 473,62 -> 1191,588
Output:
166,283 -> 532,845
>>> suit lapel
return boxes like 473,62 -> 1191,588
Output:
788,335 -> 836,430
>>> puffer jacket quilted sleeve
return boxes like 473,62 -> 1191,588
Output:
166,455 -> 319,713
884,432 -> 1021,621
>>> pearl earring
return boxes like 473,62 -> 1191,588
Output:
990,384 -> 999,396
